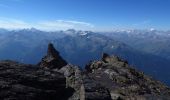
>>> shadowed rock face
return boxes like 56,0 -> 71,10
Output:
0,61 -> 74,100
47,43 -> 60,57
39,43 -> 67,69
0,43 -> 170,100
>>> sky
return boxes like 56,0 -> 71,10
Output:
0,0 -> 170,31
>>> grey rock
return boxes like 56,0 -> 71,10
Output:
0,60 -> 74,100
85,53 -> 170,100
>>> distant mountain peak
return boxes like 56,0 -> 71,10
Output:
29,27 -> 41,32
150,28 -> 156,31
78,31 -> 88,36
65,29 -> 76,33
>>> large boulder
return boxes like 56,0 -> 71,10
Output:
58,64 -> 83,100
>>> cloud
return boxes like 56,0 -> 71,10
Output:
0,18 -> 31,29
36,20 -> 94,31
0,18 -> 94,31
60,20 -> 94,27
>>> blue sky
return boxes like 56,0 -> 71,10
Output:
0,0 -> 170,31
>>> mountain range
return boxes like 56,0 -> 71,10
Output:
101,29 -> 170,60
0,28 -> 170,85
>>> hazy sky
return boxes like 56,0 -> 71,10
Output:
0,0 -> 170,31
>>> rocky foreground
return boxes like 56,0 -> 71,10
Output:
0,43 -> 170,100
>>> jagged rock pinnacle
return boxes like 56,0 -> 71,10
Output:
39,43 -> 67,69
47,43 -> 59,58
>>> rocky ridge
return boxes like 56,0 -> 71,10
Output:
0,43 -> 170,100
85,53 -> 170,99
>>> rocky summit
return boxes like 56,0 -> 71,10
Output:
39,43 -> 67,69
0,43 -> 170,100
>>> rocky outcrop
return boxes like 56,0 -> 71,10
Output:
39,43 -> 67,69
82,74 -> 112,100
58,64 -> 83,100
85,53 -> 170,100
0,60 -> 74,100
1,43 -> 170,100
0,43 -> 79,100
